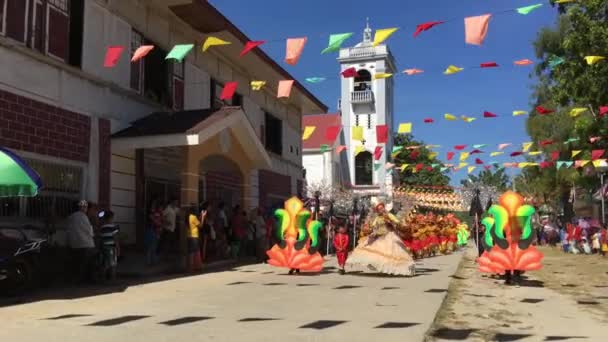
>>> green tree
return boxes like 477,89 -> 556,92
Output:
460,168 -> 510,192
392,134 -> 450,186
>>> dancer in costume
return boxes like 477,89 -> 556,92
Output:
333,224 -> 349,275
346,203 -> 415,276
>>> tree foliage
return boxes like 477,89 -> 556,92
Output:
392,134 -> 450,187
460,168 -> 510,192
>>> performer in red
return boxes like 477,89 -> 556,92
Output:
333,225 -> 350,275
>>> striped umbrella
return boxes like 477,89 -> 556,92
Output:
0,146 -> 43,197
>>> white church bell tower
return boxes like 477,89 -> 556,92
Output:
338,20 -> 397,199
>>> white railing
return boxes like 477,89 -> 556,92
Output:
351,90 -> 374,104
348,46 -> 376,58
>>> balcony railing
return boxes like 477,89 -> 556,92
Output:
348,46 -> 376,58
351,90 -> 374,104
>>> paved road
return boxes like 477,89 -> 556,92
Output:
0,252 -> 463,342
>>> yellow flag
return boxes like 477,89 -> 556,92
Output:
555,0 -> 575,3
374,73 -> 393,79
391,151 -> 401,158
355,146 -> 365,156
461,116 -> 476,123
444,65 -> 464,75
460,152 -> 470,161
593,160 -> 604,167
490,152 -> 503,157
373,28 -> 398,47
468,166 -> 476,174
352,126 -> 364,141
428,152 -> 438,159
572,150 -> 582,158
202,37 -> 231,52
584,56 -> 605,65
250,81 -> 266,91
581,160 -> 590,166
444,113 -> 457,121
302,126 -> 316,140
513,110 -> 528,116
459,162 -> 468,168
522,142 -> 533,152
528,151 -> 542,156
570,107 -> 587,117
398,123 -> 412,133
400,164 -> 409,172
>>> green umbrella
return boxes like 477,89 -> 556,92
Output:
0,147 -> 43,197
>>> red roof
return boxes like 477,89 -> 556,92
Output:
302,114 -> 341,149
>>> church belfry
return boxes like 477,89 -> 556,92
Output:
338,21 -> 397,198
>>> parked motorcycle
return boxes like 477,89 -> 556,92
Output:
0,226 -> 48,296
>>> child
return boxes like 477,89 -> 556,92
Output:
333,225 -> 349,275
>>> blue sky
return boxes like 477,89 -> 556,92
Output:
210,0 -> 558,185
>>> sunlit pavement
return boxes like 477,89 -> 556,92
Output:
0,252 -> 462,342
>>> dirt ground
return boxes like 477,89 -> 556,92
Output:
426,245 -> 608,342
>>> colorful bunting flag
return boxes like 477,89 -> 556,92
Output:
131,45 -> 154,62
522,142 -> 533,152
377,125 -> 388,143
400,164 -> 409,172
570,107 -> 587,117
374,163 -> 382,171
490,152 -> 504,157
104,46 -> 124,67
374,73 -> 393,79
470,149 -> 483,155
514,59 -> 534,66
590,137 -> 602,143
444,65 -> 464,75
277,80 -> 294,98
458,162 -> 468,169
480,62 -> 499,68
513,110 -> 528,116
460,152 -> 470,161
444,113 -> 458,120
551,151 -> 560,161
373,28 -> 398,46
600,106 -> 608,116
285,37 -> 307,65
203,37 -> 231,52
355,146 -> 366,156
320,144 -> 329,153
302,126 -> 316,140
392,146 -> 403,153
336,145 -> 347,153
455,145 -> 467,150
584,56 -> 605,65
498,143 -> 511,150
536,106 -> 554,115
325,126 -> 341,142
322,33 -> 354,54
374,146 -> 383,160
468,166 -> 476,174
461,116 -> 476,123
555,0 -> 575,3
473,144 -> 487,149
465,14 -> 492,46
429,152 -> 439,160
528,151 -> 542,156
398,123 -> 412,134
240,41 -> 266,57
305,77 -> 326,84
540,140 -> 554,146
342,67 -> 358,78
564,138 -> 579,144
592,160 -> 606,168
548,56 -> 565,68
166,44 -> 194,61
511,152 -> 524,157
424,118 -> 434,123
413,21 -> 445,37
352,126 -> 364,141
404,68 -> 424,75
517,4 -> 543,15
447,152 -> 455,161
483,111 -> 497,118
220,82 -> 238,101
592,150 -> 605,160
572,150 -> 582,158
250,81 -> 266,91
475,158 -> 484,165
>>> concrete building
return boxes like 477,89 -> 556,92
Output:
0,0 -> 326,247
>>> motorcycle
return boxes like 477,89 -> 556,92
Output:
0,226 -> 48,296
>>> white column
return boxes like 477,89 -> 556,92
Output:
87,117 -> 100,202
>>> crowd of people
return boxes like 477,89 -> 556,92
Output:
529,213 -> 607,256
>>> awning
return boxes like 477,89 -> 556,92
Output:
0,147 -> 43,197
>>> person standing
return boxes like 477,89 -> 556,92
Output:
146,201 -> 163,265
67,200 -> 96,282
255,208 -> 268,262
160,198 -> 179,257
230,205 -> 246,259
187,206 -> 205,272
333,224 -> 349,275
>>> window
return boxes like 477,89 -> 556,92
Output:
0,159 -> 83,220
264,112 -> 282,155
130,30 -> 144,93
143,44 -> 171,107
211,79 -> 242,109
355,151 -> 373,185
0,0 -> 6,35
4,0 -> 28,43
354,69 -> 372,91
170,61 -> 184,110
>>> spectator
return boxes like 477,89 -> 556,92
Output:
230,205 -> 245,259
217,202 -> 229,242
67,200 -> 96,282
199,202 -> 211,262
187,205 -> 204,272
145,201 -> 163,265
160,198 -> 179,257
255,208 -> 268,262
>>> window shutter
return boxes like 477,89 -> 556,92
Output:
5,0 -> 28,43
47,5 -> 69,61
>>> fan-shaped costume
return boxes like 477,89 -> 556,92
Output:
346,204 -> 415,276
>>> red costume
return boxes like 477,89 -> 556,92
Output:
333,232 -> 349,268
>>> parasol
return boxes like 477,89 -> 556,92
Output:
0,146 -> 43,197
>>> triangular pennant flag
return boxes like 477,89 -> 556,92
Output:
517,4 -> 543,15
392,146 -> 403,153
352,126 -> 364,141
540,140 -> 554,147
460,152 -> 470,161
540,161 -> 553,169
322,33 -> 354,54
410,150 -> 420,160
570,107 -> 587,117
302,126 -> 316,140
374,73 -> 393,79
574,160 -> 585,168
341,67 -> 358,78
498,143 -> 511,150
374,146 -> 383,160
415,164 -> 424,172
470,149 -> 483,155
355,146 -> 366,156
373,28 -> 398,46
104,46 -> 124,67
473,144 -> 487,149
431,163 -> 439,168
465,14 -> 492,46
480,62 -> 499,68
548,56 -> 565,68
398,123 -> 412,134
584,56 -> 605,65
454,145 -> 467,150
429,152 -> 438,160
557,161 -> 566,169
277,80 -> 294,98
305,77 -> 326,84
468,166 -> 476,174
424,118 -> 434,123
203,37 -> 231,52
565,161 -> 574,168
240,41 -> 266,57
555,0 -> 576,3
336,145 -> 347,153
444,113 -> 457,120
376,125 -> 388,143
413,21 -> 445,37
590,137 -> 602,143
440,167 -> 449,172
536,106 -> 554,115
220,82 -> 238,101
522,142 -> 533,152
374,163 -> 382,171
131,45 -> 154,62
551,151 -> 560,161
514,59 -> 534,66
475,158 -> 484,165
511,152 -> 524,157
447,152 -> 455,161
404,68 -> 424,75
592,160 -> 606,168
513,110 -> 528,116
592,150 -> 605,160
320,144 -> 329,153
462,116 -> 476,123
166,44 -> 194,61
285,37 -> 307,65
572,150 -> 582,158
250,81 -> 266,91
325,126 -> 341,142
400,164 -> 409,172
528,151 -> 542,156
564,138 -> 579,144
483,111 -> 497,118
600,106 -> 608,116
490,152 -> 504,157
444,65 -> 464,75
484,165 -> 492,170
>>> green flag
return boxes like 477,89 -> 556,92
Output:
321,33 -> 354,54
320,144 -> 329,153
473,144 -> 487,149
392,146 -> 403,153
549,56 -> 565,68
305,77 -> 326,84
374,163 -> 382,171
431,163 -> 439,168
564,138 -> 579,144
440,167 -> 449,172
165,44 -> 194,61
516,4 -> 543,15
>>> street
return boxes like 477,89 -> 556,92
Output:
0,252 -> 462,342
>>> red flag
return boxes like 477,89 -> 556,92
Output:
540,161 -> 553,169
104,46 -> 124,67
551,151 -> 559,161
415,164 -> 424,172
341,67 -> 358,78
426,166 -> 434,172
592,149 -> 605,160
484,165 -> 492,170
240,40 -> 266,57
336,145 -> 347,153
475,158 -> 484,165
540,139 -> 554,146
424,118 -> 434,123
454,145 -> 467,150
483,111 -> 497,118
325,126 -> 341,142
220,82 -> 238,100
510,151 -> 523,157
536,106 -> 554,115
376,125 -> 388,144
480,62 -> 499,68
447,152 -> 455,161
414,21 -> 445,37
600,106 -> 608,116
410,150 -> 420,160
374,146 -> 383,160
471,149 -> 483,155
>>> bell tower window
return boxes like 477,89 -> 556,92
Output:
354,69 -> 371,91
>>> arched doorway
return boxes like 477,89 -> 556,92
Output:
354,69 -> 372,91
199,155 -> 243,209
355,151 -> 373,185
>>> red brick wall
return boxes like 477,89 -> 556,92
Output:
0,89 -> 91,162
259,170 -> 291,206
98,118 -> 111,208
